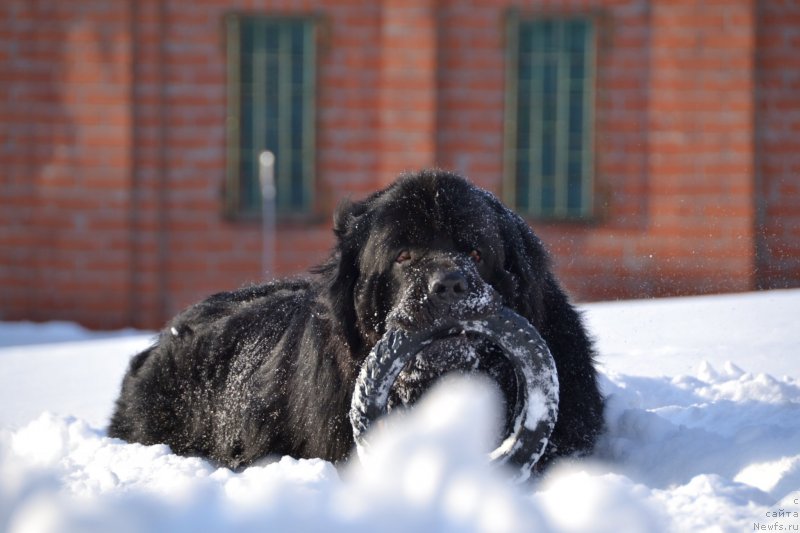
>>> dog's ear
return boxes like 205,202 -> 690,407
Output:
486,196 -> 549,329
320,198 -> 371,354
333,198 -> 369,239
491,196 -> 589,350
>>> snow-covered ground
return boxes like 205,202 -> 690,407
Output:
1,290 -> 798,532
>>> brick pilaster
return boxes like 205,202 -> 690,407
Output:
378,0 -> 439,184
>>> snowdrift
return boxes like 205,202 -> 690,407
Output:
1,290 -> 799,532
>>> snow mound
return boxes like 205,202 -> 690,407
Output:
1,379 -> 545,533
599,361 -> 800,498
2,290 -> 799,531
2,362 -> 799,532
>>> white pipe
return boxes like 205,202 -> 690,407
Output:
259,151 -> 276,280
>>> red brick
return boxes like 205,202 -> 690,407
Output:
1,0 -> 797,330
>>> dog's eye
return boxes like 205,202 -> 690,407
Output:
395,250 -> 412,264
470,249 -> 482,263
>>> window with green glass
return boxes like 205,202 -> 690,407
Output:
226,15 -> 316,217
505,16 -> 595,219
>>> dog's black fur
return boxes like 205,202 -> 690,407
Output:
109,170 -> 603,470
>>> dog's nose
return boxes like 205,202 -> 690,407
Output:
428,271 -> 468,303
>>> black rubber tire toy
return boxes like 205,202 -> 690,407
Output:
349,307 -> 559,482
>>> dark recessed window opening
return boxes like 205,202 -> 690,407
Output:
226,15 -> 316,217
505,16 -> 595,219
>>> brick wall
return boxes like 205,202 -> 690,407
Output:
1,0 -> 797,330
436,0 -> 759,301
756,1 -> 800,289
640,0 -> 756,297
0,0 -> 136,327
379,0 -> 438,181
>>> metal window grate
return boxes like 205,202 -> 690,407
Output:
504,16 -> 595,219
226,15 -> 316,216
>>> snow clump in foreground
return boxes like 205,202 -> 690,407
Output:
1,291 -> 799,532
1,365 -> 798,532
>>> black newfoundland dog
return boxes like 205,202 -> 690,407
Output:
109,170 -> 603,471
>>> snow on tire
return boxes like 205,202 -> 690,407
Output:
349,307 -> 559,482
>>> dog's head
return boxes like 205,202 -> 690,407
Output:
320,170 -> 554,413
324,170 -> 552,342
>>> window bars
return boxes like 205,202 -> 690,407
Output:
226,15 -> 316,217
505,16 -> 596,219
